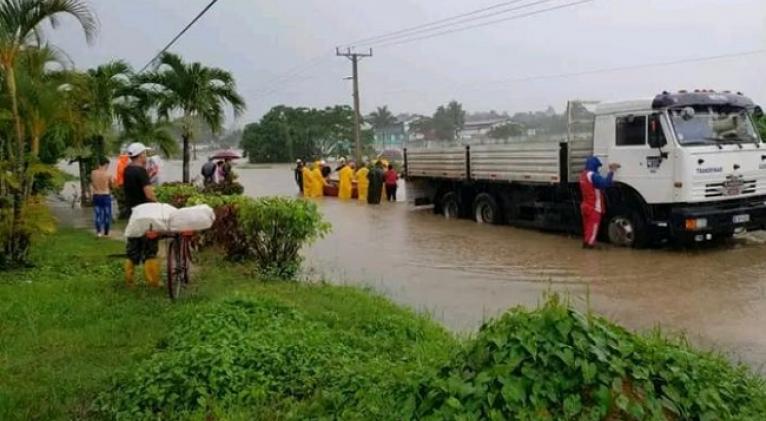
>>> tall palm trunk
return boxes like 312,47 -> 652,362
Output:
182,131 -> 191,183
5,62 -> 27,261
78,159 -> 89,206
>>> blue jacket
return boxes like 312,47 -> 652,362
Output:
584,156 -> 613,190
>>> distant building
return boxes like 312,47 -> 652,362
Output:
373,124 -> 406,151
372,114 -> 428,151
458,118 -> 512,141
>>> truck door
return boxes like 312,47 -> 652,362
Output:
607,113 -> 675,204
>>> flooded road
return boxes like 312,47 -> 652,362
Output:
60,159 -> 766,368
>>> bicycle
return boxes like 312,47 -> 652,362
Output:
149,231 -> 195,300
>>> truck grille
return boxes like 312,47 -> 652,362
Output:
704,179 -> 756,198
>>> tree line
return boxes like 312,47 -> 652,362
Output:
0,0 -> 245,269
240,105 -> 374,163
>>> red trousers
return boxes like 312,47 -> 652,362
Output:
581,206 -> 602,246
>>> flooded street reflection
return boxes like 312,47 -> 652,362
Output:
59,159 -> 766,367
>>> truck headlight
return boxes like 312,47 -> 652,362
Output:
685,218 -> 708,231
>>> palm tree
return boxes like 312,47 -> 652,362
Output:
367,106 -> 397,129
141,52 -> 245,182
0,0 -> 96,162
120,114 -> 178,158
14,45 -> 70,159
84,60 -> 133,142
0,0 -> 96,264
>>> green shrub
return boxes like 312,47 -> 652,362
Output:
202,180 -> 244,196
94,295 -> 451,419
413,296 -> 766,420
0,197 -> 56,269
237,197 -> 330,278
154,182 -> 201,207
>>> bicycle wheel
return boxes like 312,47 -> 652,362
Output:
167,238 -> 183,299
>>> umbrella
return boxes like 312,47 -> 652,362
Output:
210,149 -> 241,160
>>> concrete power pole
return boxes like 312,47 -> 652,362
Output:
336,47 -> 372,164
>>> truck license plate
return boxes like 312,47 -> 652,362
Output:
733,214 -> 750,224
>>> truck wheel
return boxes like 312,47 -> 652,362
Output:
441,192 -> 460,219
473,193 -> 502,224
606,209 -> 648,248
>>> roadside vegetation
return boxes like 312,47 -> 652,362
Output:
0,0 -> 245,270
2,227 -> 766,420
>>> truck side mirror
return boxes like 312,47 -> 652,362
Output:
648,114 -> 667,149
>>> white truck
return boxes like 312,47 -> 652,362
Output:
404,91 -> 766,247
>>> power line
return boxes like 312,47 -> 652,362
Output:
342,0 -> 534,48
363,0 -> 560,48
373,0 -> 593,49
250,52 -> 334,97
258,1 -> 588,100
140,0 -> 221,73
378,49 -> 766,97
488,49 -> 766,86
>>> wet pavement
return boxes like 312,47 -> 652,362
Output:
58,159 -> 766,368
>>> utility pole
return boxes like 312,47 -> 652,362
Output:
336,47 -> 372,164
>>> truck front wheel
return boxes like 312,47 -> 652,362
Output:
473,193 -> 502,224
606,209 -> 648,248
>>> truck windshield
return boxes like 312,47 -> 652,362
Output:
669,106 -> 761,146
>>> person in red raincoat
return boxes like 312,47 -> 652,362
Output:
579,156 -> 620,249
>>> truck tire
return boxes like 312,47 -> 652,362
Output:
441,192 -> 460,219
606,208 -> 649,248
473,193 -> 502,224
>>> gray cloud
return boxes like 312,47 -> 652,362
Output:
53,0 -> 766,124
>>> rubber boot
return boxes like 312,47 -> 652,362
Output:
124,260 -> 135,287
144,258 -> 161,288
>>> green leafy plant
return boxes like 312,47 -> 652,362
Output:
237,197 -> 330,278
94,295 -> 451,419
0,197 -> 56,269
412,296 -> 766,420
202,180 -> 244,196
154,182 -> 201,207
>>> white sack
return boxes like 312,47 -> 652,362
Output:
124,203 -> 177,238
168,205 -> 216,232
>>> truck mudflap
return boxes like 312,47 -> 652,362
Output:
668,197 -> 766,242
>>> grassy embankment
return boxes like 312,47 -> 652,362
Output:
0,229 -> 454,419
2,229 -> 766,420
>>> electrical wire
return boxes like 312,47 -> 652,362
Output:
140,0 -> 221,73
362,0 -> 560,48
487,49 -> 766,86
342,0 -> 539,48
373,0 -> 593,49
377,49 -> 766,97
256,1 -> 589,100
250,52 -> 334,97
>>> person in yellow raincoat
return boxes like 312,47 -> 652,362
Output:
337,162 -> 354,200
310,161 -> 326,197
301,163 -> 313,196
355,162 -> 369,202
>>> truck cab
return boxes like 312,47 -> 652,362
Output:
594,91 -> 766,245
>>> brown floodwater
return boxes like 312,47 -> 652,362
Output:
57,159 -> 766,368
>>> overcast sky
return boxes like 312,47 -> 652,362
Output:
54,0 -> 766,125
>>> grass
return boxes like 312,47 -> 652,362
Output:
2,229 -> 766,420
0,229 -> 454,420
